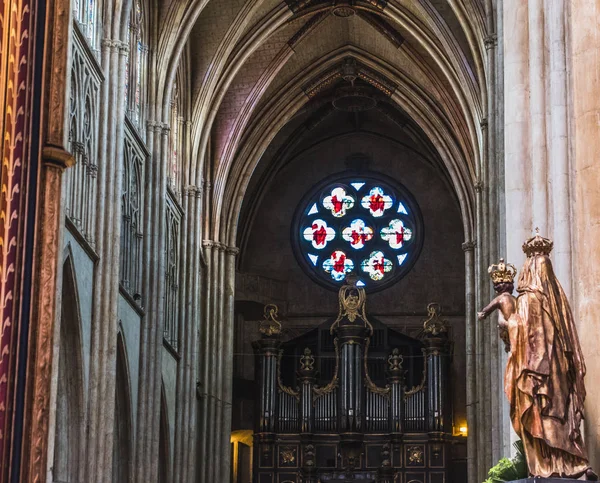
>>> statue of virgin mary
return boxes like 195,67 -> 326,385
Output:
510,232 -> 596,479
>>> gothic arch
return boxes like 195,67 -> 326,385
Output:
158,381 -> 171,483
112,328 -> 134,482
218,47 -> 476,248
53,251 -> 86,483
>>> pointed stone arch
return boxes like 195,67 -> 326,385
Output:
158,381 -> 170,483
53,249 -> 86,483
112,328 -> 134,482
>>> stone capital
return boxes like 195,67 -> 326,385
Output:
462,240 -> 476,252
484,34 -> 497,50
184,185 -> 202,197
43,145 -> 75,170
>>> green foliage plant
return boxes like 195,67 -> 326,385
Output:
483,440 -> 527,483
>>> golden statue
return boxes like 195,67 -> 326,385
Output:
479,231 -> 597,480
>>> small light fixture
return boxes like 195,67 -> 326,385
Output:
453,424 -> 468,437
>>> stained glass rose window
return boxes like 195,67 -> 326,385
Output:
293,173 -> 423,292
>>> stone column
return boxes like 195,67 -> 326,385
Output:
219,246 -> 238,481
463,240 -> 478,483
568,0 -> 600,472
503,0 -> 532,271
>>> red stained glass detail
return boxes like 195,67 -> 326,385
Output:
303,219 -> 335,250
331,195 -> 344,214
342,219 -> 373,250
333,252 -> 347,273
369,193 -> 386,213
312,223 -> 328,246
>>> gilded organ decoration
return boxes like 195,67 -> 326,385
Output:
422,303 -> 448,337
407,446 -> 424,466
300,348 -> 315,372
279,447 -> 297,467
260,304 -> 282,337
387,348 -> 403,371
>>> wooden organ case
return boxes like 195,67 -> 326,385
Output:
253,281 -> 458,483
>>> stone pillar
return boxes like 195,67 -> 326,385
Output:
463,240 -> 478,482
568,0 -> 600,472
503,0 -> 532,271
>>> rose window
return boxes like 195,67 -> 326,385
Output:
293,174 -> 423,292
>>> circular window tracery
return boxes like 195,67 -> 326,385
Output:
292,174 -> 423,292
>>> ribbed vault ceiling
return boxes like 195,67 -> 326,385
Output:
158,0 -> 489,244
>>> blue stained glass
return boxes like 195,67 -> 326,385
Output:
295,176 -> 422,291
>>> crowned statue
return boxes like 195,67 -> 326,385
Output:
479,231 -> 597,480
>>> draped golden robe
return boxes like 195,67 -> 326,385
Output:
508,255 -> 590,478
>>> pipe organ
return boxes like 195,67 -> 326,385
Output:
253,282 -> 458,483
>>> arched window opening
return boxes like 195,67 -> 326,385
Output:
73,0 -> 98,48
64,30 -> 101,246
164,199 -> 181,352
169,79 -> 182,198
293,173 -> 424,292
125,0 -> 147,130
120,133 -> 145,302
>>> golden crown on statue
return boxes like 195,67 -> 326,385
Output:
488,258 -> 517,284
522,228 -> 554,257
